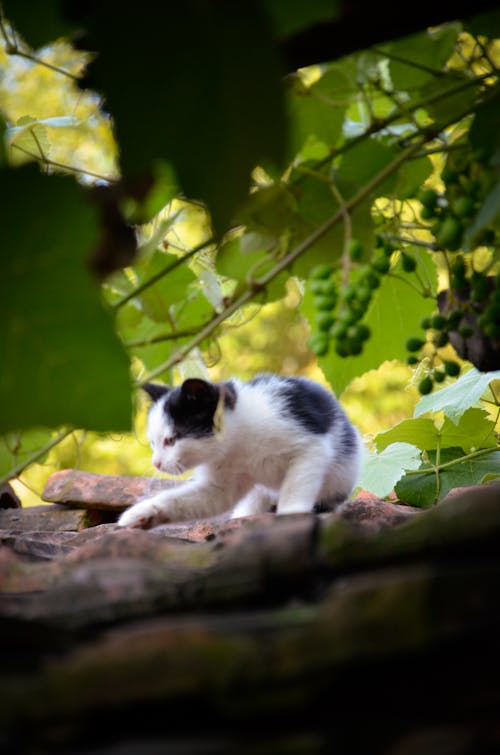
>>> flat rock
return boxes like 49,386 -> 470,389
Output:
0,504 -> 92,532
42,469 -> 177,511
336,498 -> 420,530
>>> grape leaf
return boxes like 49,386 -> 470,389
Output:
414,368 -> 500,424
0,166 -> 132,432
286,67 -> 348,158
395,447 -> 500,507
7,116 -> 51,165
376,408 -> 496,454
382,25 -> 460,92
357,442 -> 422,498
88,2 -> 286,235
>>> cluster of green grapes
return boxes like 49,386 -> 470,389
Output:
306,146 -> 499,393
307,239 -> 394,358
417,148 -> 495,253
403,149 -> 499,392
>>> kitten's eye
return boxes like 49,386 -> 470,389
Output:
163,436 -> 176,447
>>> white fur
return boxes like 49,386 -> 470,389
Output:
118,377 -> 362,528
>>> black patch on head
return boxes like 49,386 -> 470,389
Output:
277,376 -> 338,434
142,382 -> 171,403
165,378 -> 234,439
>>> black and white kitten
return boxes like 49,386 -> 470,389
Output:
118,374 -> 362,528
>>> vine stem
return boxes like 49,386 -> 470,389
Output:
0,5 -> 78,80
0,428 -> 74,488
139,136 -> 427,385
404,446 -> 499,478
112,237 -> 214,310
11,143 -> 116,183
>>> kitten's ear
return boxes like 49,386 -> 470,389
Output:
142,382 -> 170,403
181,378 -> 215,401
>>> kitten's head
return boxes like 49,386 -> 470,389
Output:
142,379 -> 235,474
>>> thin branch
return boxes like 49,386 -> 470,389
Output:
0,5 -> 79,81
10,143 -> 116,183
371,46 -> 448,78
0,428 -> 74,487
112,238 -> 214,310
404,446 -> 499,478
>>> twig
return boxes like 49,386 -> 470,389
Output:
112,238 -> 214,310
0,428 -> 74,487
10,143 -> 116,183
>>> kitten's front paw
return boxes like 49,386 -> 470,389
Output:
117,495 -> 172,529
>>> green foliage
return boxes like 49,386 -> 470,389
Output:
88,2 -> 286,236
0,167 -> 132,432
361,370 -> 500,506
0,5 -> 499,503
358,442 -> 422,498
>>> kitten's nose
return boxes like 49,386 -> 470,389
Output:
154,460 -> 162,470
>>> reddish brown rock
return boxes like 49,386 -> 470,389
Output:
42,469 -> 177,511
336,498 -> 420,530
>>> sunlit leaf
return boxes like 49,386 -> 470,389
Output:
358,442 -> 422,498
376,408 -> 496,454
382,25 -> 461,92
414,368 -> 500,424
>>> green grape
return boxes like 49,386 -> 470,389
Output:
407,355 -> 419,365
434,331 -> 449,347
417,188 -> 438,208
444,360 -> 460,377
363,270 -> 381,290
315,312 -> 335,331
430,314 -> 447,330
313,294 -> 337,311
308,332 -> 329,357
371,256 -> 391,274
406,337 -> 425,352
330,321 -> 348,340
433,369 -> 446,383
356,286 -> 373,305
309,279 -> 329,295
310,264 -> 334,280
451,196 -> 475,218
418,376 -> 433,395
420,205 -> 437,220
335,340 -> 351,358
319,278 -> 338,296
435,216 -> 463,251
347,239 -> 363,261
420,316 -> 432,330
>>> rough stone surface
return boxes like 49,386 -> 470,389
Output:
42,469 -> 176,510
0,475 -> 499,754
